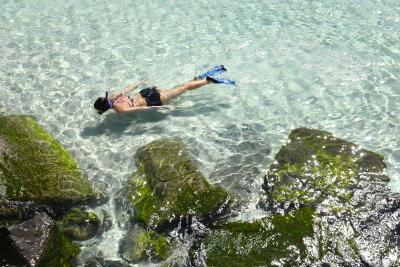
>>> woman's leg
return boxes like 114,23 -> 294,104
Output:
159,79 -> 210,103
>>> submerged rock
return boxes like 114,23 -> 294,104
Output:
38,224 -> 80,267
59,208 -> 100,241
0,115 -> 100,208
98,209 -> 113,233
0,116 -> 97,205
0,115 -> 106,229
0,116 -> 98,209
117,139 -> 232,264
0,116 -> 111,266
259,128 -> 400,266
127,139 -> 231,229
0,115 -> 104,266
119,225 -> 173,263
84,256 -> 132,267
204,207 -> 314,266
117,130 -> 400,266
208,138 -> 271,201
261,128 -> 388,210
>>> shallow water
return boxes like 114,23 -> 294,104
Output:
1,0 -> 400,265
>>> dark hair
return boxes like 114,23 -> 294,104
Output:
94,92 -> 111,114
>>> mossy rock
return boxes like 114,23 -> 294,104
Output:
204,207 -> 315,266
0,115 -> 99,206
0,199 -> 24,225
59,208 -> 100,241
263,128 -> 389,209
259,128 -> 400,266
119,226 -> 173,263
38,224 -> 80,267
128,139 -> 230,228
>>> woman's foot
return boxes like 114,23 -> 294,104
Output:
206,76 -> 236,86
194,65 -> 227,80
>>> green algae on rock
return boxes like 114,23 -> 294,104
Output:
39,224 -> 80,267
59,208 -> 100,241
0,115 -> 98,206
204,207 -> 315,267
119,226 -> 173,263
259,128 -> 400,266
128,139 -> 230,228
263,128 -> 389,209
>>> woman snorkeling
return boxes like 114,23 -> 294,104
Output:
93,65 -> 235,114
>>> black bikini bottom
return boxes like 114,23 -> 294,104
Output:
139,86 -> 163,106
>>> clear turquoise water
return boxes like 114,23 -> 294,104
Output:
1,0 -> 400,265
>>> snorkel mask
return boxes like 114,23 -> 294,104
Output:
94,91 -> 112,114
104,91 -> 112,110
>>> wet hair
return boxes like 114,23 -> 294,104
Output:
94,92 -> 112,114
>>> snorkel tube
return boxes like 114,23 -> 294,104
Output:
105,91 -> 113,110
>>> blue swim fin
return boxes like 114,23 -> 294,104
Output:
195,65 -> 227,80
206,76 -> 236,86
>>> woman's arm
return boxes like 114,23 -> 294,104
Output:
111,82 -> 146,100
116,105 -> 169,113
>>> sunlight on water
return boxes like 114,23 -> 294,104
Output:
1,0 -> 400,265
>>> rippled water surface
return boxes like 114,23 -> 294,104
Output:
1,0 -> 400,265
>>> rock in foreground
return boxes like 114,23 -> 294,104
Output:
119,139 -> 231,264
0,115 -> 98,207
204,207 -> 314,266
119,225 -> 172,263
259,128 -> 400,266
38,224 -> 80,267
0,212 -> 53,266
128,139 -> 230,229
59,208 -> 100,241
0,115 -> 103,267
262,127 -> 388,210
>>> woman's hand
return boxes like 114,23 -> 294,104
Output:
112,81 -> 148,100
